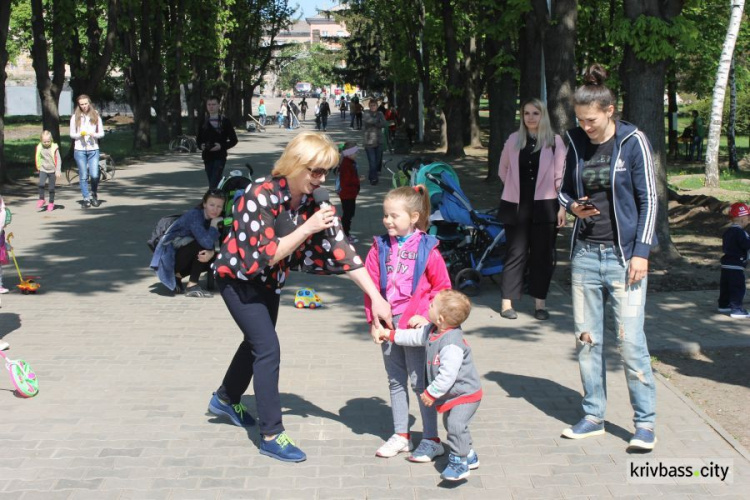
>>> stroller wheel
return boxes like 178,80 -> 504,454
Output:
455,268 -> 481,297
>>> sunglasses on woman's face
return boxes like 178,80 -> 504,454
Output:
307,167 -> 330,178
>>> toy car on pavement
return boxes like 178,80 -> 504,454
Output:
294,288 -> 323,309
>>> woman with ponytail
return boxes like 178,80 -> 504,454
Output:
558,64 -> 658,452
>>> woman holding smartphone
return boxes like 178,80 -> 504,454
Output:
497,98 -> 566,320
557,64 -> 658,452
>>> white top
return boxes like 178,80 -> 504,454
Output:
69,114 -> 105,151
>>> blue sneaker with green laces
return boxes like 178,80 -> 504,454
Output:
208,393 -> 255,427
259,432 -> 307,462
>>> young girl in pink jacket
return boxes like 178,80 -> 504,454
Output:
364,185 -> 451,463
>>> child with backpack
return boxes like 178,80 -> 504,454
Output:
336,142 -> 361,244
35,131 -> 61,211
364,185 -> 452,463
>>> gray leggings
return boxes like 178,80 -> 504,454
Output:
443,401 -> 480,457
38,171 -> 56,203
381,338 -> 439,438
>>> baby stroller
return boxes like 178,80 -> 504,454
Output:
217,164 -> 255,228
425,171 -> 506,296
390,157 -> 460,215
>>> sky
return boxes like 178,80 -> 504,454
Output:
294,0 -> 337,18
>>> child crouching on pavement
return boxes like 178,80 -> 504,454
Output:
376,289 -> 482,482
718,202 -> 750,318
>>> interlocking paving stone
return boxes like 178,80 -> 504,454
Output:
0,117 -> 748,498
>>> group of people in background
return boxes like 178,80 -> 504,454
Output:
10,64 -> 665,473
176,62 -> 660,487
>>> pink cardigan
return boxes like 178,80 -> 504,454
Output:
498,131 -> 566,204
363,236 -> 451,329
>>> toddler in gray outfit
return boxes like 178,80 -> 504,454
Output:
378,289 -> 482,482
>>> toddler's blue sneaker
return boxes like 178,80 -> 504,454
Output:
440,453 -> 470,481
561,418 -> 605,439
208,393 -> 255,427
467,449 -> 480,470
628,427 -> 657,451
259,433 -> 307,462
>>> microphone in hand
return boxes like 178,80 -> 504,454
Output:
312,187 -> 337,238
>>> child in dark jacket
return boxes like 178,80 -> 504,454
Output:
336,142 -> 361,243
719,202 -> 750,317
377,289 -> 482,482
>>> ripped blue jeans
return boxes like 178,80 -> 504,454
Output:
571,241 -> 656,429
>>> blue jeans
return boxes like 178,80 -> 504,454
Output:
204,158 -> 226,190
689,135 -> 703,161
74,149 -> 100,200
365,146 -> 382,183
571,241 -> 656,429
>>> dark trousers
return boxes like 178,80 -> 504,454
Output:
204,158 -> 226,190
174,240 -> 211,284
719,268 -> 746,311
38,171 -> 57,203
501,204 -> 557,300
218,278 -> 283,436
366,146 -> 383,183
341,198 -> 356,236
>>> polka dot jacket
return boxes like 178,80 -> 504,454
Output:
213,176 -> 364,292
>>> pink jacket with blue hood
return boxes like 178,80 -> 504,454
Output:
364,232 -> 451,328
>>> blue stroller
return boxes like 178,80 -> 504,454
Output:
426,172 -> 506,296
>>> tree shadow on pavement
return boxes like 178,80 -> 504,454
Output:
484,370 -> 631,444
0,313 -> 22,341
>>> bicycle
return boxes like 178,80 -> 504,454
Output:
65,153 -> 117,185
168,135 -> 198,153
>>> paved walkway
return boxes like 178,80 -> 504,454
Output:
0,113 -> 748,499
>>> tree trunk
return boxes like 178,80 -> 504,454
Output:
441,0 -> 464,157
544,0 -> 577,134
667,67 -> 678,159
486,37 -> 518,180
706,0 -> 745,187
621,0 -> 683,261
518,5 -> 543,104
728,56 -> 738,171
168,0 -> 184,137
462,36 -> 482,148
30,0 -> 66,144
0,0 -> 12,184
68,0 -> 119,100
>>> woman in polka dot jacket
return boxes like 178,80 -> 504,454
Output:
209,132 -> 393,463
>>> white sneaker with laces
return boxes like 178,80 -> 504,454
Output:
408,439 -> 444,463
375,434 -> 412,458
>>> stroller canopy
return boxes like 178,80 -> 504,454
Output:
435,172 -> 474,227
414,162 -> 460,202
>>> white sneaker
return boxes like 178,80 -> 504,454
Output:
0,340 -> 9,351
408,439 -> 444,463
375,434 -> 412,458
0,287 -> 8,294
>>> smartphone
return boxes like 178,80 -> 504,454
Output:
577,198 -> 598,210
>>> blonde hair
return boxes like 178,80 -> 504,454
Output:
40,130 -> 53,142
271,132 -> 340,178
384,185 -> 431,231
74,94 -> 100,133
435,290 -> 472,328
516,98 -> 556,152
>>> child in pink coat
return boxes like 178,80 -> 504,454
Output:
364,185 -> 451,463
